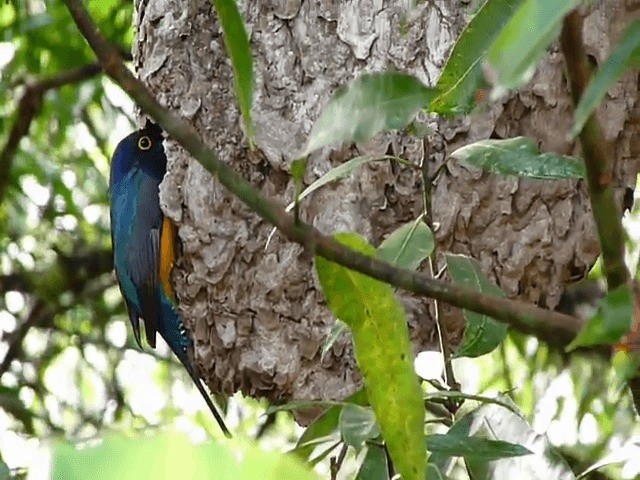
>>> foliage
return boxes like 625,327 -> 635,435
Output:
449,137 -> 586,179
210,0 -> 254,144
316,233 -> 426,480
2,0 -> 640,479
445,255 -> 508,358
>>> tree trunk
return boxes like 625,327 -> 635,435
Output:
133,0 -> 640,408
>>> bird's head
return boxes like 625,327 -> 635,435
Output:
111,120 -> 167,185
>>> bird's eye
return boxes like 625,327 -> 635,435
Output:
138,136 -> 152,151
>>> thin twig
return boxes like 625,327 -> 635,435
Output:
62,0 -> 592,350
420,137 -> 458,402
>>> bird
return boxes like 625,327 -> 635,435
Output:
109,120 -> 230,436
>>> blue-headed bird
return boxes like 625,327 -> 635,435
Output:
109,120 -> 230,436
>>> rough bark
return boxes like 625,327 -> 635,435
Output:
133,1 -> 640,407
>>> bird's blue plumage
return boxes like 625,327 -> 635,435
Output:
109,121 -> 229,436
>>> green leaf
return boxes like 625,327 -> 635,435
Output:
50,432 -> 319,480
426,433 -> 531,460
377,218 -> 434,270
452,399 -> 575,479
292,389 -> 368,461
290,156 -> 402,210
487,0 -> 581,95
0,458 -> 8,480
291,157 -> 307,186
356,444 -> 389,480
305,73 -> 436,154
431,0 -> 526,115
211,0 -> 254,143
446,254 -> 508,357
611,350 -> 640,388
450,137 -> 586,179
267,400 -> 344,414
307,442 -> 341,468
321,320 -> 349,361
339,404 -> 381,452
267,156 -> 402,248
291,157 -> 308,219
316,233 -> 426,480
571,20 -> 640,137
567,284 -> 634,351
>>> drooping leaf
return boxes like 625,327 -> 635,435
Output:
316,233 -> 426,480
486,0 -> 581,95
291,157 -> 308,220
450,137 -> 585,179
288,156 -> 405,212
446,254 -> 508,357
291,157 -> 308,187
378,218 -> 434,270
426,433 -> 531,460
267,400 -> 344,414
431,0 -> 526,115
305,73 -> 436,154
211,0 -> 255,143
567,284 -> 634,351
431,399 -> 575,480
571,20 -> 640,137
292,389 -> 368,461
321,320 -> 349,361
356,444 -> 389,480
339,404 -> 381,453
307,442 -> 342,468
267,156 -> 402,248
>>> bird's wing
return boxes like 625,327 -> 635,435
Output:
126,175 -> 164,348
111,183 -> 146,349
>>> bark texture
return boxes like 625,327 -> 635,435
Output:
133,1 -> 640,406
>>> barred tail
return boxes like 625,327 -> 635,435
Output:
159,294 -> 231,437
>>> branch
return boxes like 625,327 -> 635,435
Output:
559,11 -> 629,289
0,63 -> 102,204
62,0 -> 586,348
0,248 -> 112,295
0,248 -> 113,377
0,300 -> 51,376
0,43 -> 132,207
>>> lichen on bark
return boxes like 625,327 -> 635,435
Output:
133,0 -> 640,406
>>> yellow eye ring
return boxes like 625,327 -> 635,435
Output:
138,136 -> 152,151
